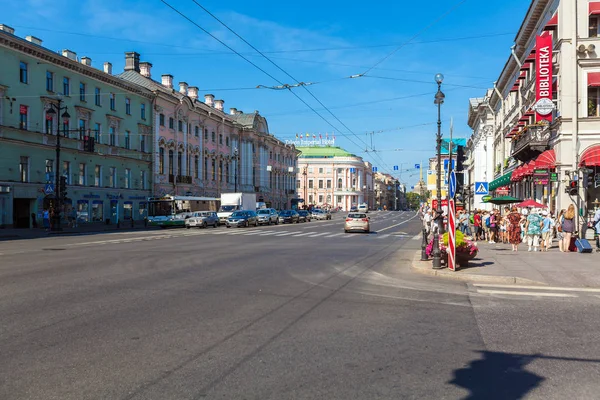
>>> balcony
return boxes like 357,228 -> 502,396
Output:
511,125 -> 550,162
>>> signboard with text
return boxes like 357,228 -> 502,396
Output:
535,34 -> 554,122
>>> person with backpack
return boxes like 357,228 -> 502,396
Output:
482,211 -> 491,242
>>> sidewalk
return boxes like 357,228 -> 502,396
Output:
411,239 -> 600,288
0,220 -> 158,240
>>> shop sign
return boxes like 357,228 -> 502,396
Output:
534,178 -> 549,185
535,34 -> 553,122
496,186 -> 510,195
106,193 -> 124,200
534,168 -> 549,176
481,195 -> 492,202
19,105 -> 27,114
550,172 -> 558,182
431,199 -> 449,209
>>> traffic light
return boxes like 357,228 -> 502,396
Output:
83,136 -> 95,152
566,180 -> 578,196
59,176 -> 68,201
582,168 -> 594,189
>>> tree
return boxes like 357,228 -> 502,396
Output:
406,192 -> 427,210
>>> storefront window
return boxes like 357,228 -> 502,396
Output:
123,201 -> 133,220
92,201 -> 103,222
111,200 -> 119,223
77,200 -> 89,223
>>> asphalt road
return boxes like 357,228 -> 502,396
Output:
1,210 -> 600,399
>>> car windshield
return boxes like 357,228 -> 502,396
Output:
280,211 -> 291,216
298,211 -> 307,215
220,205 -> 238,212
257,210 -> 270,215
230,211 -> 245,217
348,213 -> 366,219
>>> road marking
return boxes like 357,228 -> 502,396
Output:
474,284 -> 600,293
476,289 -> 577,298
325,233 -> 344,238
291,232 -> 318,237
376,213 -> 419,232
242,230 -> 275,235
378,234 -> 390,239
308,232 -> 329,237
274,232 -> 296,236
260,230 -> 287,236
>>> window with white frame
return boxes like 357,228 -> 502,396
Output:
124,168 -> 131,189
19,156 -> 29,182
95,165 -> 101,187
79,163 -> 86,185
109,167 -> 116,188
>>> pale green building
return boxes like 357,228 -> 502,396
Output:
0,25 -> 154,228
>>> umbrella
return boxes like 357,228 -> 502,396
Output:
483,195 -> 523,205
516,199 -> 547,208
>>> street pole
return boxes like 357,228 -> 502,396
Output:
46,94 -> 70,232
234,148 -> 238,192
433,73 -> 445,269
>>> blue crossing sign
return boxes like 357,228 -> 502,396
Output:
415,164 -> 420,169
393,165 -> 399,171
474,182 -> 489,195
372,167 -> 378,172
44,183 -> 55,195
448,170 -> 457,199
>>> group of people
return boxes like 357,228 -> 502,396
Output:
422,204 -> 600,253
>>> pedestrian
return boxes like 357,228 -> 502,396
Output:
525,208 -> 543,252
507,206 -> 523,252
31,212 -> 38,229
42,208 -> 50,231
561,204 -> 576,252
482,211 -> 491,242
473,210 -> 482,241
540,210 -> 554,251
556,209 -> 566,251
488,210 -> 497,244
592,207 -> 600,251
423,209 -> 433,237
71,207 -> 78,228
458,210 -> 466,234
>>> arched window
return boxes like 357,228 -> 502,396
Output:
337,178 -> 343,189
159,148 -> 165,174
194,155 -> 199,178
168,150 -> 174,175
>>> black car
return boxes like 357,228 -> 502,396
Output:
278,210 -> 299,224
297,210 -> 311,222
226,210 -> 258,227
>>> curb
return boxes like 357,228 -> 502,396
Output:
409,251 -> 547,286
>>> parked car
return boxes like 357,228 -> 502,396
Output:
311,209 -> 332,220
297,210 -> 311,222
185,211 -> 220,228
344,212 -> 370,233
256,208 -> 279,225
278,210 -> 300,224
350,206 -> 358,212
357,204 -> 369,213
226,210 -> 258,228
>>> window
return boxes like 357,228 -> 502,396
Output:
204,157 -> 208,180
219,134 -> 223,145
590,16 -> 600,37
337,195 -> 342,203
124,168 -> 131,189
589,87 -> 600,117
63,77 -> 70,95
109,167 -> 116,188
225,137 -> 229,146
140,134 -> 146,152
125,98 -> 131,115
45,159 -> 53,174
318,180 -> 324,189
19,62 -> 28,83
109,93 -> 115,110
79,163 -> 86,185
94,87 -> 101,106
141,103 -> 146,119
194,155 -> 199,178
337,168 -> 343,174
219,160 -> 224,182
95,165 -> 101,187
80,82 -> 86,101
318,167 -> 324,174
45,112 -> 54,134
297,179 -> 301,188
159,113 -> 165,126
212,159 -> 216,181
78,119 -> 86,140
211,131 -> 215,142
159,148 -> 165,174
62,119 -> 69,137
123,130 -> 130,149
169,117 -> 174,129
194,126 -> 199,137
140,170 -> 147,190
19,105 -> 28,130
327,179 -> 332,189
168,150 -> 174,175
19,156 -> 29,182
308,180 -> 314,189
93,123 -> 100,142
178,120 -> 183,132
109,126 -> 116,146
337,178 -> 343,189
46,71 -> 54,92
225,163 -> 229,183
204,128 -> 208,140
177,152 -> 182,175
319,195 -> 324,203
62,161 -> 70,184
309,195 -> 313,203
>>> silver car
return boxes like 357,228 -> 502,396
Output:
256,208 -> 279,225
311,209 -> 332,220
344,212 -> 370,233
185,211 -> 220,228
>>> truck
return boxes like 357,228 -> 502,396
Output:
217,193 -> 257,223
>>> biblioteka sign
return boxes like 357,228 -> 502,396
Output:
535,34 -> 555,122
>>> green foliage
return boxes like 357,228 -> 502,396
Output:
406,192 -> 424,209
442,229 -> 465,247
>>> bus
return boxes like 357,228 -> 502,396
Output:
147,195 -> 220,228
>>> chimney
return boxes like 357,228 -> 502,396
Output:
103,62 -> 112,75
229,107 -> 238,115
0,24 -> 15,34
204,94 -> 215,107
139,62 -> 152,78
188,86 -> 199,100
124,51 -> 140,72
179,82 -> 188,95
81,57 -> 92,66
25,35 -> 42,46
236,110 -> 243,115
214,99 -> 224,111
161,74 -> 173,89
62,49 -> 77,61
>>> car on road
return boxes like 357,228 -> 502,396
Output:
226,210 -> 258,228
297,210 -> 311,222
311,209 -> 331,220
256,208 -> 279,225
357,204 -> 368,213
344,212 -> 370,233
278,210 -> 299,224
185,211 -> 220,228
350,206 -> 358,212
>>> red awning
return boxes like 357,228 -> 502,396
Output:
590,2 -> 600,15
510,85 -> 520,92
525,109 -> 535,116
518,71 -> 527,80
544,12 -> 558,30
527,51 -> 536,61
588,72 -> 600,87
518,120 -> 527,126
535,149 -> 556,168
522,161 -> 536,177
511,167 -> 522,182
520,62 -> 532,71
579,145 -> 600,167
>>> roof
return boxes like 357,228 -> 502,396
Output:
297,146 -> 356,158
116,70 -> 182,98
229,112 -> 258,128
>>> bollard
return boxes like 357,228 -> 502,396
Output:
421,228 -> 429,261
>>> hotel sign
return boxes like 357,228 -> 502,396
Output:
535,34 -> 554,122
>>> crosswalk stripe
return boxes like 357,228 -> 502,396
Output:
308,232 -> 329,237
378,234 -> 390,239
260,231 -> 286,236
476,289 -> 577,298
324,233 -> 344,238
242,230 -> 275,236
291,232 -> 318,237
275,232 -> 296,236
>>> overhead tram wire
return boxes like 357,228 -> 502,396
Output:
188,0 -> 374,155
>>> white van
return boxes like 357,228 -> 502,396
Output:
357,204 -> 368,213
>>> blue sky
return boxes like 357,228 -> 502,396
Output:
3,0 -> 530,186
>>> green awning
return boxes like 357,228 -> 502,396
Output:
489,171 -> 512,191
483,195 -> 522,205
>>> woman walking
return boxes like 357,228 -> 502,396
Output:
507,206 -> 523,252
561,204 -> 576,252
556,209 -> 566,251
525,208 -> 543,252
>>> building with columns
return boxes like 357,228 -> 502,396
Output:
296,146 -> 373,211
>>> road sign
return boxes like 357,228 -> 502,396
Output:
415,164 -> 420,169
350,168 -> 356,173
44,183 -> 55,195
393,165 -> 398,171
443,159 -> 456,171
372,167 -> 378,172
45,172 -> 54,182
448,170 -> 457,199
431,199 -> 448,210
448,199 -> 456,272
474,182 -> 489,195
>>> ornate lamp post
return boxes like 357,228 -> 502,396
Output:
432,73 -> 445,269
233,147 -> 239,192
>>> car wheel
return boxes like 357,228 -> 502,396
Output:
186,226 -> 190,229
226,225 -> 231,228
344,229 -> 349,233
254,220 -> 258,227
245,220 -> 249,228
214,221 -> 218,228
203,221 -> 207,229
268,219 -> 271,225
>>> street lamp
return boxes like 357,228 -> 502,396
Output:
432,73 -> 445,269
233,147 -> 238,192
45,93 -> 70,232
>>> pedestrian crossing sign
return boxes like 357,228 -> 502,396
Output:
474,182 -> 489,195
